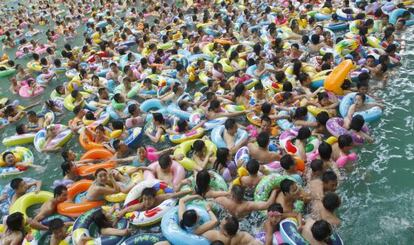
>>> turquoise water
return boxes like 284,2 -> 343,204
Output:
338,31 -> 414,244
0,2 -> 413,245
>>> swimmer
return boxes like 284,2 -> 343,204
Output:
247,132 -> 280,164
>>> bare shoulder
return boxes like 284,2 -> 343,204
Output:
231,231 -> 262,245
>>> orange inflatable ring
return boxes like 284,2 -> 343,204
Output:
213,38 -> 232,45
324,59 -> 353,95
294,157 -> 305,172
57,179 -> 104,218
76,149 -> 116,176
79,130 -> 105,151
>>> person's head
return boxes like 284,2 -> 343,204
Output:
257,131 -> 270,148
357,79 -> 369,94
246,159 -> 259,175
6,212 -> 24,231
141,187 -> 157,207
323,192 -> 341,212
355,92 -> 366,106
49,218 -> 66,238
214,148 -> 230,171
27,111 -> 37,122
53,185 -> 68,202
316,111 -> 329,126
10,178 -> 27,193
280,154 -> 296,171
280,179 -> 299,198
311,220 -> 332,242
294,107 -> 308,119
176,119 -> 188,133
322,171 -> 338,192
158,153 -> 172,170
231,185 -> 245,202
180,209 -> 198,228
153,112 -> 165,125
260,116 -> 272,132
192,140 -> 206,154
61,161 -> 75,176
338,134 -> 353,150
297,127 -> 311,140
318,142 -> 332,161
2,151 -> 16,166
92,209 -> 112,229
220,216 -> 239,236
224,118 -> 237,135
349,115 -> 365,132
310,159 -> 324,175
267,203 -> 284,225
61,150 -> 76,162
15,124 -> 26,135
95,168 -> 108,184
195,170 -> 210,196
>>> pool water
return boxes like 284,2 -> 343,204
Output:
0,2 -> 413,244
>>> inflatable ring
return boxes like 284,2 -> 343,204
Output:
161,205 -> 210,245
326,117 -> 370,145
120,233 -> 165,245
279,129 -> 320,159
169,127 -> 205,144
34,124 -> 73,152
72,207 -> 128,245
123,179 -> 176,226
105,166 -> 144,203
339,92 -> 382,122
9,191 -> 53,218
57,180 -> 105,218
76,148 -> 115,176
2,133 -> 36,147
173,139 -> 217,170
211,125 -> 248,149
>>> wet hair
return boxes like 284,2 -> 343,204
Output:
208,100 -> 220,111
10,178 -> 24,190
158,153 -> 172,169
142,187 -> 157,197
297,127 -> 311,140
176,119 -> 188,133
128,104 -> 138,114
85,111 -> 96,120
338,134 -> 353,149
61,161 -> 72,176
268,203 -> 283,213
280,179 -> 296,195
53,185 -> 67,197
92,209 -> 112,230
316,112 -> 329,126
257,132 -> 270,148
224,118 -> 236,131
49,218 -> 64,232
233,83 -> 245,98
246,159 -> 259,175
153,113 -> 165,124
310,159 -> 324,172
27,111 -> 36,117
94,168 -> 107,177
16,124 -> 25,135
280,154 -> 295,170
195,170 -> 210,197
311,34 -> 320,45
311,220 -> 332,241
192,140 -> 205,153
231,185 -> 245,202
223,216 -> 239,236
261,103 -> 272,115
349,115 -> 365,132
323,192 -> 341,212
6,212 -> 24,231
112,120 -> 124,130
180,209 -> 198,228
322,171 -> 337,183
282,81 -> 293,92
211,241 -> 225,245
318,142 -> 332,161
214,148 -> 230,170
294,107 -> 308,119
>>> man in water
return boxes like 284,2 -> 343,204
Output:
309,170 -> 338,201
214,185 -> 277,218
301,219 -> 333,245
223,119 -> 248,154
247,132 -> 280,164
275,178 -> 310,213
202,216 -> 261,245
29,185 -> 70,230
